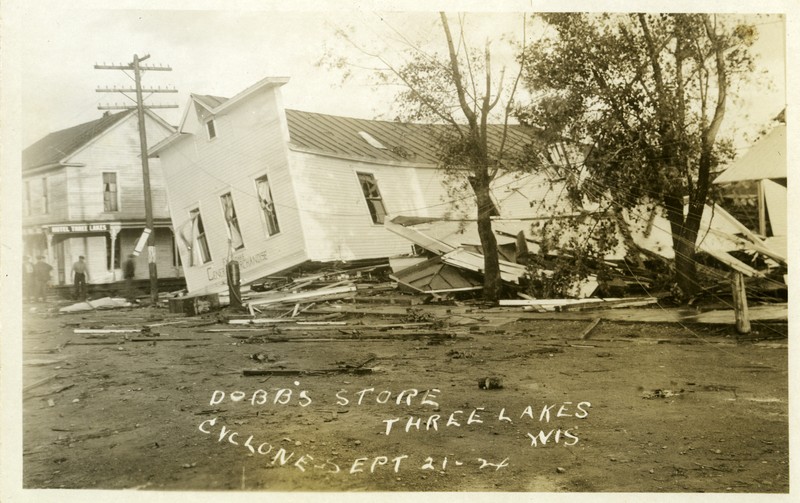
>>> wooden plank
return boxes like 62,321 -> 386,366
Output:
74,328 -> 143,334
580,318 -> 602,340
731,271 -> 751,334
247,285 -> 357,307
702,248 -> 762,277
23,375 -> 59,393
129,337 -> 211,342
242,368 -> 373,376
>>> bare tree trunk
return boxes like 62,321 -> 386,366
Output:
672,233 -> 700,298
475,179 -> 502,302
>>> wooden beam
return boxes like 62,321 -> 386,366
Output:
580,318 -> 602,340
731,271 -> 751,334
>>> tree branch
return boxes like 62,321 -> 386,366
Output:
440,12 -> 478,128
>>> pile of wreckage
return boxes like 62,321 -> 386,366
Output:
146,198 -> 784,318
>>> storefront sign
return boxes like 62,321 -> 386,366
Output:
49,224 -> 109,233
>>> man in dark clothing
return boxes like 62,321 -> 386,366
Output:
23,255 -> 34,302
124,254 -> 136,301
72,255 -> 89,301
33,256 -> 53,302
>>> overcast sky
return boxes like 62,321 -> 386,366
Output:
8,1 -> 790,151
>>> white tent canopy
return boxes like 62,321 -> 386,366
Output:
713,124 -> 786,183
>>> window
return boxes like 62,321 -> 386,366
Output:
24,181 -> 31,216
255,175 -> 280,236
206,119 -> 217,140
220,192 -> 244,250
41,177 -> 49,214
171,233 -> 182,267
357,172 -> 387,224
106,235 -> 121,270
189,208 -> 212,264
103,173 -> 118,212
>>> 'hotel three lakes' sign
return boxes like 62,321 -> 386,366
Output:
49,224 -> 109,233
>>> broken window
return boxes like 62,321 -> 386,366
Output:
206,119 -> 217,140
189,208 -> 212,264
255,175 -> 280,236
220,192 -> 244,250
357,172 -> 387,224
103,172 -> 118,212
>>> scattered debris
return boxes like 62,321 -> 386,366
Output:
642,389 -> 684,399
59,297 -> 133,313
242,368 -> 374,377
477,377 -> 504,390
580,318 -> 602,339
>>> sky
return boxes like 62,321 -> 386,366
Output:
7,1 -> 789,152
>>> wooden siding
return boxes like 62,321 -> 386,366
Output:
67,114 -> 173,222
289,151 -> 453,261
158,87 -> 306,294
21,169 -> 69,226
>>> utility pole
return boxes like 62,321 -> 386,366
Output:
95,54 -> 178,305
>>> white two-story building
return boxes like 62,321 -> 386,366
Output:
22,109 -> 182,288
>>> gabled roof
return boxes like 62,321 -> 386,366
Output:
284,110 -> 532,164
192,94 -> 228,111
286,109 -> 534,165
23,111 -> 132,170
157,76 -> 538,164
713,124 -> 786,183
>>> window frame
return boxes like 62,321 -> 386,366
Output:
41,177 -> 49,214
189,208 -> 213,265
254,174 -> 280,237
24,180 -> 32,216
102,172 -> 119,212
219,191 -> 245,250
356,171 -> 388,225
205,118 -> 217,140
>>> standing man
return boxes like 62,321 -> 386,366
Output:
33,256 -> 53,302
71,255 -> 89,301
124,254 -> 136,301
23,255 -> 34,302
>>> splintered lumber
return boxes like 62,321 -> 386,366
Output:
228,319 -> 347,326
247,285 -> 357,307
243,368 -> 373,377
229,318 -> 302,325
65,341 -> 121,346
501,297 -> 658,312
129,337 -> 211,342
580,318 -> 602,340
74,328 -> 144,334
23,375 -> 59,393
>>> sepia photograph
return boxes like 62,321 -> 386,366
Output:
1,1 -> 796,501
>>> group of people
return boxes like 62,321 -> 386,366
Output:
23,255 -> 53,302
23,253 -> 137,303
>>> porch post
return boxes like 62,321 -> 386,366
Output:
109,225 -> 121,281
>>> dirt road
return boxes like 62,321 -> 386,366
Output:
21,302 -> 789,493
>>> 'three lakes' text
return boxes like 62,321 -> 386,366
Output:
203,384 -> 592,459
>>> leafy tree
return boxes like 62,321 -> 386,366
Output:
328,13 -> 530,302
520,13 -> 756,298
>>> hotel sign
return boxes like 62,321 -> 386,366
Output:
49,224 -> 109,234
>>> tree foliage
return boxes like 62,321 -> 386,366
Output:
520,13 -> 756,298
328,13 -> 531,302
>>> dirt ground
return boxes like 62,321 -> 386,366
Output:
20,299 -> 789,494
